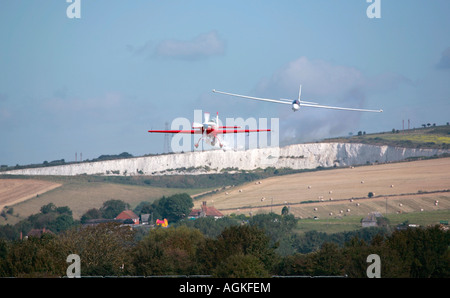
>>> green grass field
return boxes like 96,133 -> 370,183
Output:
295,209 -> 450,235
325,125 -> 450,149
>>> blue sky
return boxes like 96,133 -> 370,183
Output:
1,0 -> 449,166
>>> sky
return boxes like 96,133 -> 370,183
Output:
1,0 -> 449,166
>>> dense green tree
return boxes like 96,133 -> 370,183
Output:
48,214 -> 75,234
295,230 -> 328,253
248,213 -> 298,256
386,226 -> 450,278
0,224 -> 19,241
275,253 -> 315,276
133,193 -> 193,224
178,216 -> 238,238
212,225 -> 278,273
0,239 -> 8,260
100,199 -> 129,219
0,234 -> 66,277
56,206 -> 72,216
339,237 -> 371,277
18,204 -> 77,235
132,226 -> 205,276
132,235 -> 173,276
157,193 -> 193,223
312,242 -> 346,276
40,203 -> 57,214
249,213 -> 297,243
213,254 -> 270,278
133,201 -> 153,215
58,222 -> 135,276
80,208 -> 102,223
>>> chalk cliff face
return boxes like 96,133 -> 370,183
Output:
2,143 -> 448,176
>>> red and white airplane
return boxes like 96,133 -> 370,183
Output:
213,84 -> 383,113
148,112 -> 270,148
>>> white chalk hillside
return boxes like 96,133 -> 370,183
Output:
2,143 -> 449,176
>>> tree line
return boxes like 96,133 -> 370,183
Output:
0,193 -> 448,277
0,214 -> 448,277
0,152 -> 133,172
0,194 -> 195,240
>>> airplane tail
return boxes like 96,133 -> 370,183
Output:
298,84 -> 302,101
298,84 -> 319,105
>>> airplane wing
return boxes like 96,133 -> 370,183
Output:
148,130 -> 202,134
300,103 -> 383,113
212,89 -> 291,105
213,89 -> 382,113
216,129 -> 271,134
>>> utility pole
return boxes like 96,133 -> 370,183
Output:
385,197 -> 388,216
163,122 -> 171,153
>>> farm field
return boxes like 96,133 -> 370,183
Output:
2,157 -> 449,231
198,157 -> 450,222
294,209 -> 450,235
0,176 -> 208,225
0,179 -> 62,214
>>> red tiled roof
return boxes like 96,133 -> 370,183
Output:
204,206 -> 224,217
115,210 -> 139,220
189,202 -> 224,218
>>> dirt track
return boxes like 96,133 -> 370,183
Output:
200,158 -> 450,218
0,179 -> 61,212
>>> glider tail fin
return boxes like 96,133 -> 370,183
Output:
298,84 -> 302,101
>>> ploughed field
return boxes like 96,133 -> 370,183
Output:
0,179 -> 62,212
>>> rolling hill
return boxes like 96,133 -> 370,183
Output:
0,176 -> 209,224
324,125 -> 450,149
196,157 -> 450,221
1,126 -> 449,228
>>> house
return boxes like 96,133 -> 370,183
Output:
189,201 -> 224,219
141,213 -> 151,225
26,227 -> 54,238
361,212 -> 382,227
115,210 -> 140,224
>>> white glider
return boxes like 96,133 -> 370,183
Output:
213,85 -> 383,113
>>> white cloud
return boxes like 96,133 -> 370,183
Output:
255,57 -> 364,98
154,30 -> 225,60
